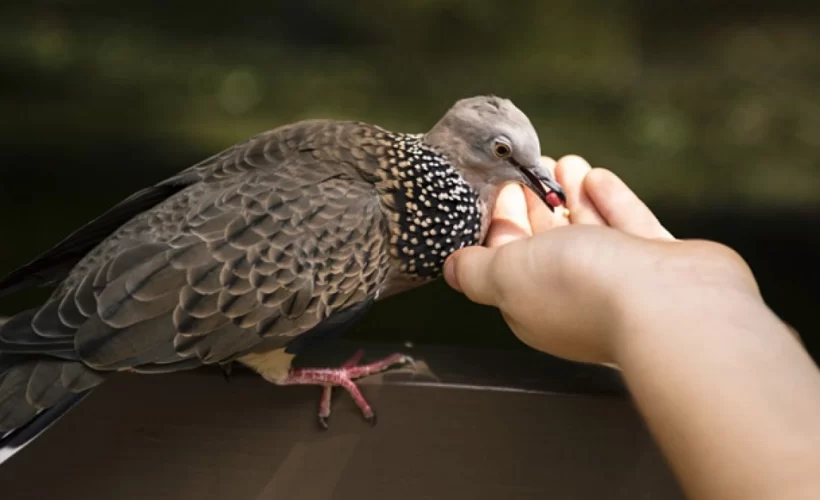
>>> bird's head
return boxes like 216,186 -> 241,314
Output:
424,95 -> 566,211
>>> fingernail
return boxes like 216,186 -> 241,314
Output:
443,256 -> 462,292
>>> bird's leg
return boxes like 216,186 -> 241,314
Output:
277,349 -> 413,429
316,349 -> 366,423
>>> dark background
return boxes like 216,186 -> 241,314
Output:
0,1 -> 818,360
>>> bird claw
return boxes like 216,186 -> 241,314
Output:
340,351 -> 414,380
281,350 -> 413,429
318,415 -> 330,430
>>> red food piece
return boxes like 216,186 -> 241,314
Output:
545,191 -> 564,209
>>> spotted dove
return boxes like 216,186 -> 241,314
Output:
0,95 -> 565,438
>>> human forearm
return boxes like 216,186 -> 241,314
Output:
615,271 -> 820,499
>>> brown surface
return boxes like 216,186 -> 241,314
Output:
0,345 -> 685,499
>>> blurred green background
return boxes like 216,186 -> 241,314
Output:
1,1 -> 818,360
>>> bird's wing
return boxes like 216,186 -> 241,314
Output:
0,162 -> 391,371
0,119 -> 383,298
0,178 -> 199,297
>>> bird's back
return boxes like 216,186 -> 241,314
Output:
52,119 -> 392,297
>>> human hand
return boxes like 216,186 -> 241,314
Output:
447,156 -> 820,500
443,156 -> 757,364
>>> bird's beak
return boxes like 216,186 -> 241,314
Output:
517,164 -> 567,212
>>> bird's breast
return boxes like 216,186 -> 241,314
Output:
378,135 -> 483,281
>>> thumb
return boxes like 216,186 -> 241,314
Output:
443,246 -> 500,306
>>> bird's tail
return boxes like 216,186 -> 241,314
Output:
0,313 -> 106,462
0,387 -> 91,464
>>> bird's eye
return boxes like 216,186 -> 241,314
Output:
492,140 -> 512,158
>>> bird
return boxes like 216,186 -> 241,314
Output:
0,95 -> 566,444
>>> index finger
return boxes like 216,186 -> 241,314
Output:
554,155 -> 608,226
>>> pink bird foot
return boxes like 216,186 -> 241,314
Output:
278,350 -> 413,429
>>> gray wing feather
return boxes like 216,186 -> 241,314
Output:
59,363 -> 104,392
0,363 -> 39,430
26,360 -> 65,409
3,121 -> 392,377
70,173 -> 388,370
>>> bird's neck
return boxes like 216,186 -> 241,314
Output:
377,134 -> 484,279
